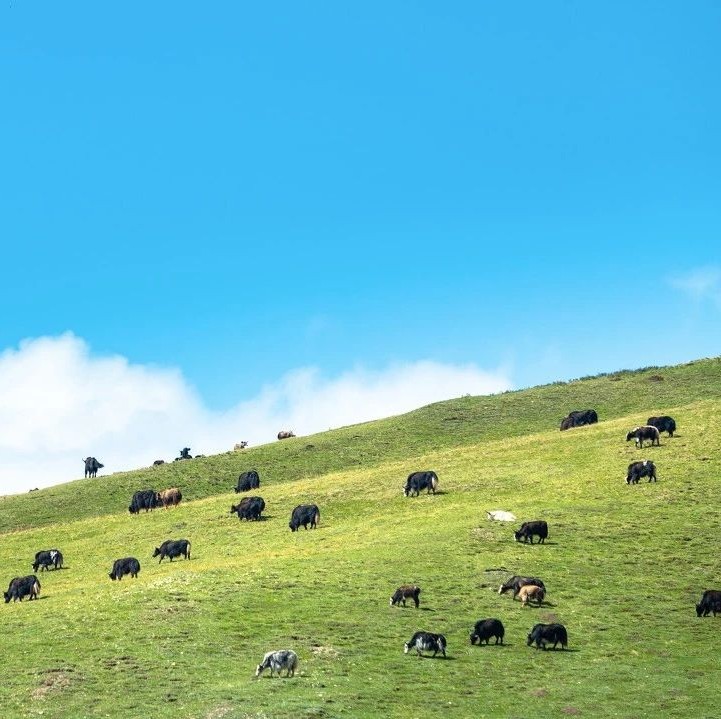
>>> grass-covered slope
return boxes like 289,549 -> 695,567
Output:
0,358 -> 720,718
2,357 -> 720,533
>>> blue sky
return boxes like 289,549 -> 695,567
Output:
0,2 -> 719,490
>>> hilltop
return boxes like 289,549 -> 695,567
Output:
0,356 -> 720,718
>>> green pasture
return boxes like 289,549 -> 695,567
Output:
1,358 -> 720,718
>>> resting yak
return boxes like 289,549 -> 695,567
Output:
560,409 -> 598,431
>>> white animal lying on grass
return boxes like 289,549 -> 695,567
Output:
486,510 -> 517,522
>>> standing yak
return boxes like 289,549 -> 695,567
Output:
403,471 -> 439,497
82,457 -> 104,478
626,426 -> 660,448
235,471 -> 260,493
647,416 -> 677,437
129,489 -> 160,514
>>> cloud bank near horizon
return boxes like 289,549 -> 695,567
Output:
0,334 -> 512,494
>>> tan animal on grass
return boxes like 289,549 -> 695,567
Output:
517,584 -> 546,607
156,487 -> 182,508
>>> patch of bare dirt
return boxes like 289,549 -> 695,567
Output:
31,669 -> 73,700
311,645 -> 340,659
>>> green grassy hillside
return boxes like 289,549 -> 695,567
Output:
2,357 -> 720,533
1,357 -> 720,718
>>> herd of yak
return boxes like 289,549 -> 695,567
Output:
5,409 -> 720,677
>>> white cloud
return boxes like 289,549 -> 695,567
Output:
670,266 -> 721,305
0,333 -> 511,495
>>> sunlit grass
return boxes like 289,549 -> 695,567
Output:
0,359 -> 720,717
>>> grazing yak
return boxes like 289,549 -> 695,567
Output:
518,584 -> 546,606
32,549 -> 63,572
696,590 -> 721,617
404,631 -> 447,658
289,504 -> 320,531
277,431 -> 295,440
403,471 -> 439,497
626,425 -> 660,448
647,416 -> 677,437
527,623 -> 568,650
560,409 -> 598,431
82,457 -> 104,478
514,520 -> 548,544
255,649 -> 298,678
390,585 -> 421,608
470,618 -> 505,645
4,575 -> 41,603
234,441 -> 249,451
499,575 -> 546,598
235,470 -> 261,493
157,487 -> 182,508
153,459 -> 165,466
626,460 -> 657,484
153,539 -> 191,563
231,496 -> 266,521
109,557 -> 140,581
129,489 -> 160,514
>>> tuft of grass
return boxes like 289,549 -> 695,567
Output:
0,357 -> 720,717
